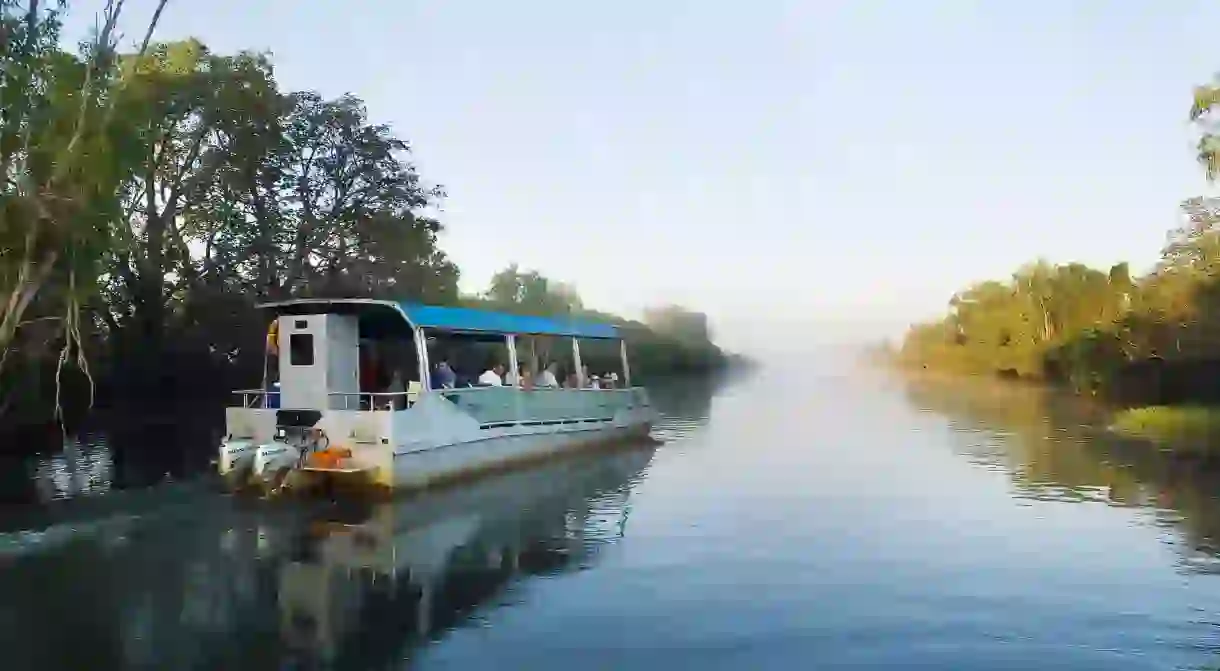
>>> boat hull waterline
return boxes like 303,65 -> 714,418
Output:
218,387 -> 657,496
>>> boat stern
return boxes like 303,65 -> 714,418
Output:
219,405 -> 279,488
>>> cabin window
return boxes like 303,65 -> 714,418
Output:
289,333 -> 315,366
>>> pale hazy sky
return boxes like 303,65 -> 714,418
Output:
64,1 -> 1220,352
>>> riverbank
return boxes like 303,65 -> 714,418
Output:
879,354 -> 1220,464
1107,405 -> 1220,459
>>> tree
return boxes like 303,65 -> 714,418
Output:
1191,75 -> 1220,180
184,91 -> 457,304
106,40 -> 276,350
900,258 -> 1136,385
0,5 -> 730,434
94,68 -> 460,400
0,0 -> 168,417
643,305 -> 711,343
485,264 -> 583,315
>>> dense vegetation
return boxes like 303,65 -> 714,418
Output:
473,265 -> 731,379
898,71 -> 1220,417
0,2 -> 730,441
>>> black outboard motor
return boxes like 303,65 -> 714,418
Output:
274,409 -> 328,462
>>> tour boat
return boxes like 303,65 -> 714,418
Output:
216,299 -> 657,494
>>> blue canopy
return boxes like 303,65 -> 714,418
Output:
399,303 -> 619,340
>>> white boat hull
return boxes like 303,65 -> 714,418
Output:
218,386 -> 656,495
389,421 -> 651,490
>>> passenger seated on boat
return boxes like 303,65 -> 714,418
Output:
478,363 -> 505,386
432,360 -> 456,389
384,370 -> 406,410
535,362 -> 559,388
580,365 -> 601,389
505,362 -> 532,388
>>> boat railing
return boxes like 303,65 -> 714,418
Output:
231,389 -> 275,409
228,390 -> 416,411
327,392 -> 416,411
437,386 -> 643,427
230,384 -> 630,412
441,384 -> 636,393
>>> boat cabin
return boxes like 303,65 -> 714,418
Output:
239,299 -> 634,412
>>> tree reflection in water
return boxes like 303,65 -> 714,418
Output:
0,444 -> 656,670
901,373 -> 1220,570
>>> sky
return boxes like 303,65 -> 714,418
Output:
61,1 -> 1220,353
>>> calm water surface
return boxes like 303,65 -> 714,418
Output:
5,361 -> 1220,669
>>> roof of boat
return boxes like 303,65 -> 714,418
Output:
257,298 -> 620,339
400,303 -> 619,339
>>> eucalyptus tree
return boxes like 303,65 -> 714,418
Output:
0,0 -> 167,416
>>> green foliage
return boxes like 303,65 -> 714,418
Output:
0,1 -> 730,425
899,195 -> 1220,395
0,0 -> 170,420
642,305 -> 711,343
1192,75 -> 1220,180
482,264 -> 582,316
900,68 -> 1220,400
475,264 -> 730,380
899,258 -> 1137,390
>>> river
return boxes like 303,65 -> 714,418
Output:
4,359 -> 1220,669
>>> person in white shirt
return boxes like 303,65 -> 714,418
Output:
506,363 -> 531,387
478,363 -> 505,386
580,365 -> 601,389
535,362 -> 559,388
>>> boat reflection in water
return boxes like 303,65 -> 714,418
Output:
274,443 -> 656,667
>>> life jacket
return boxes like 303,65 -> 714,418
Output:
266,319 -> 279,356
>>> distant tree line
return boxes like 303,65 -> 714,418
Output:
0,2 -> 731,441
898,71 -> 1220,408
468,264 -> 728,379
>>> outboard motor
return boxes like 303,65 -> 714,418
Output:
253,409 -> 327,482
275,409 -> 328,459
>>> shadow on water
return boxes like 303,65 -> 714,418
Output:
899,372 -> 1220,572
0,377 -> 721,670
